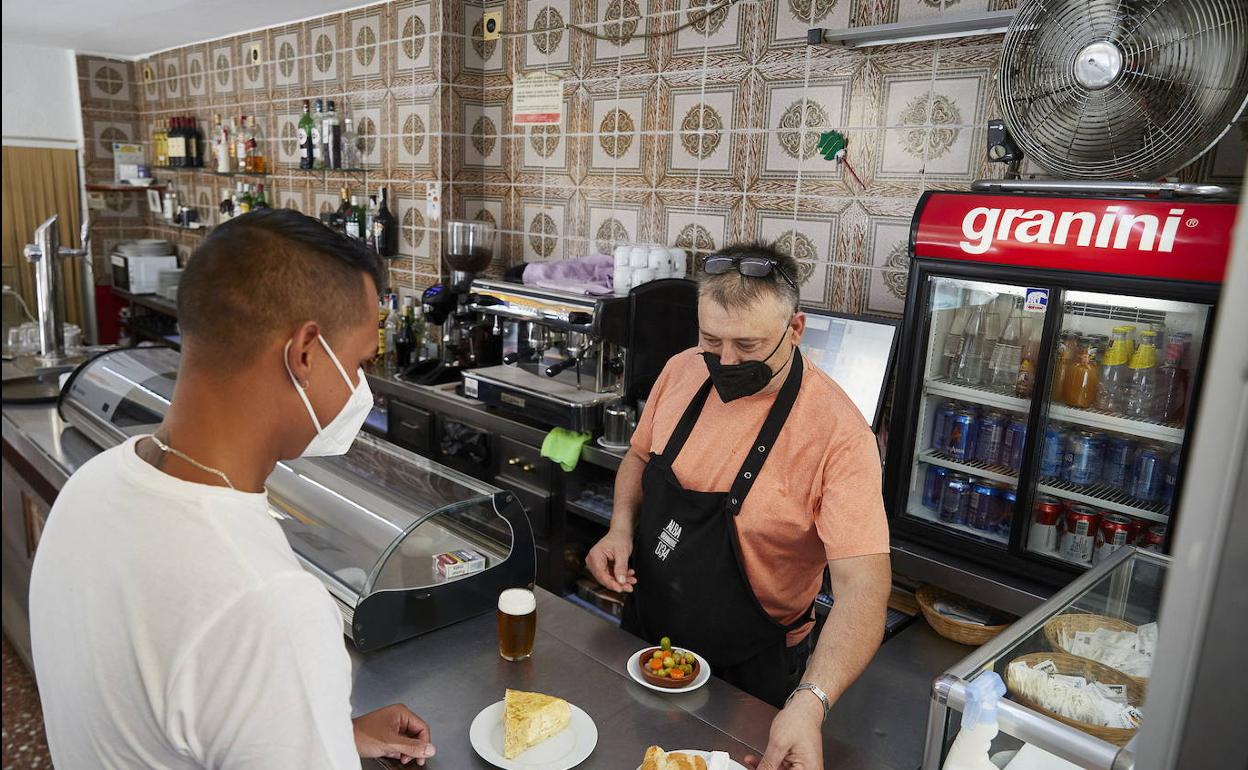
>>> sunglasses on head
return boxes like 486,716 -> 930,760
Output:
702,255 -> 798,292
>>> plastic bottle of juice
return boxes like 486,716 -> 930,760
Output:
1065,336 -> 1101,408
1051,330 -> 1078,402
1155,332 -> 1190,425
1124,330 -> 1160,419
1094,326 -> 1134,413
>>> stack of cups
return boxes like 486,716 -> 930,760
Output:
613,246 -> 633,296
612,245 -> 690,295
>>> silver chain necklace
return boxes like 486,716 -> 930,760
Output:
148,433 -> 236,490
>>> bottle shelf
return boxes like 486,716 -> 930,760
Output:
917,450 -> 1019,486
1036,477 -> 1171,523
1047,403 -> 1184,444
925,377 -> 1030,414
904,501 -> 1010,547
1025,542 -> 1094,570
85,182 -> 166,192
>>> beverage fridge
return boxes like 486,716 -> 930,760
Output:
884,188 -> 1238,585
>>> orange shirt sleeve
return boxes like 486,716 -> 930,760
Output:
815,426 -> 891,561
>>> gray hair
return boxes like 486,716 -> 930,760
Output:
696,241 -> 800,314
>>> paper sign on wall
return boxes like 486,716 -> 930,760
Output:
512,72 -> 563,126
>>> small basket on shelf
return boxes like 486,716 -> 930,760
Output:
916,585 -> 1015,646
1005,651 -> 1146,746
1043,613 -> 1147,687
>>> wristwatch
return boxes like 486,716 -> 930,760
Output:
786,682 -> 831,721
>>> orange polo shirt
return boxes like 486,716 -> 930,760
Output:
629,347 -> 890,644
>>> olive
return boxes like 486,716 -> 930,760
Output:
652,650 -> 663,660
660,636 -> 672,650
657,669 -> 669,678
663,656 -> 674,668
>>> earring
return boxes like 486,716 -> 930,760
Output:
300,379 -> 310,389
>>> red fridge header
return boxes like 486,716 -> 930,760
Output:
912,192 -> 1237,284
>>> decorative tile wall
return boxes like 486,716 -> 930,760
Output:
76,0 -> 1245,317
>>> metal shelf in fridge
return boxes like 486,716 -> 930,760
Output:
1047,403 -> 1185,445
1036,476 -> 1171,524
924,378 -> 1029,414
917,450 -> 1019,487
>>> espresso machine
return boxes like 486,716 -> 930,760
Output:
461,278 -> 698,433
409,219 -> 503,385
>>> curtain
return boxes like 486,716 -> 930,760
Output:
2,145 -> 84,328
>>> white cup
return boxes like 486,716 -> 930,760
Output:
648,248 -> 669,271
629,246 -> 649,268
668,248 -> 688,278
614,265 -> 633,295
613,245 -> 631,268
634,267 -> 656,285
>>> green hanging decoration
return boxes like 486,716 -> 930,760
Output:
817,129 -> 865,192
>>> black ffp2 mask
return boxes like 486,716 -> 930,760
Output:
701,331 -> 792,403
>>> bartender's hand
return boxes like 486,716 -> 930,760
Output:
585,530 -> 637,593
353,704 -> 437,765
744,695 -> 824,770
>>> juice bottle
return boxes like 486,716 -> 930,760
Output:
1065,336 -> 1100,408
1124,330 -> 1159,419
1155,332 -> 1190,425
1051,330 -> 1077,402
1094,327 -> 1133,412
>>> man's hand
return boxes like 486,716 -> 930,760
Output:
744,695 -> 824,770
585,529 -> 637,593
353,704 -> 436,766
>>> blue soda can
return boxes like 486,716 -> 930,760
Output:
947,410 -> 979,462
931,401 -> 957,452
999,489 -> 1017,536
1040,425 -> 1067,478
941,474 -> 972,525
1163,450 -> 1180,502
1064,431 -> 1104,486
975,412 -> 1007,466
968,481 -> 1000,531
922,465 -> 949,510
1129,444 -> 1168,502
1002,419 -> 1028,472
1102,435 -> 1134,491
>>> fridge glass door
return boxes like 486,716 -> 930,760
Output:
1024,290 -> 1210,568
904,276 -> 1049,547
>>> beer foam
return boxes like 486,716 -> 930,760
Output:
498,588 -> 536,615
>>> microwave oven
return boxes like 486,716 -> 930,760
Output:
112,254 -> 178,294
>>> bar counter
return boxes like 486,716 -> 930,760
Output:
2,400 -> 970,770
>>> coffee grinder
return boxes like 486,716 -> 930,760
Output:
408,219 -> 503,385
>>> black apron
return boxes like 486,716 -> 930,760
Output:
621,352 -> 814,707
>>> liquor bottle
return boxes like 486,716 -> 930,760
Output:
951,304 -> 988,385
1094,326 -> 1134,413
213,114 -> 228,173
153,119 -> 168,168
1155,332 -> 1190,425
348,195 -> 367,240
298,101 -> 315,169
322,99 -> 341,170
373,298 -> 389,371
188,117 -> 203,167
365,195 -> 378,250
253,183 -> 269,209
341,117 -> 360,168
246,115 -> 264,173
1014,329 -> 1040,399
374,187 -> 398,257
941,303 -> 971,379
238,183 -> 254,214
336,188 -> 353,235
1065,336 -> 1101,408
312,99 -> 325,169
1124,330 -> 1160,419
166,118 -> 186,168
235,115 -> 248,173
988,298 -> 1022,388
383,294 -> 400,372
395,296 -> 416,369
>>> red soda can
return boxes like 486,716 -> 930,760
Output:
1140,525 -> 1167,551
1093,513 -> 1133,564
1028,496 -> 1063,553
1061,504 -> 1099,564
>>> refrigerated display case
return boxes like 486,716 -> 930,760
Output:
886,189 -> 1236,585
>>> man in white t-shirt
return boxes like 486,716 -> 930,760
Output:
30,210 -> 435,768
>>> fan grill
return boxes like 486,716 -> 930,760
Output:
999,0 -> 1248,180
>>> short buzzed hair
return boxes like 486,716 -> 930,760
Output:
177,209 -> 385,363
697,241 -> 801,313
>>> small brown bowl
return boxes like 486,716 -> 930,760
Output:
637,647 -> 701,689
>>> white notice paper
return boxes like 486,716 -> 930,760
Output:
513,71 -> 563,126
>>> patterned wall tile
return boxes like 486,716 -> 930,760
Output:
770,0 -> 852,48
272,30 -> 304,88
897,0 -> 990,23
349,11 -> 386,83
465,4 -> 506,72
395,2 -> 434,72
675,0 -> 747,54
668,86 -> 736,176
588,94 -> 646,174
395,101 -> 435,167
520,112 -> 572,172
309,23 -> 341,83
522,199 -> 570,261
761,76 -> 851,179
85,58 -> 133,104
590,0 -> 650,62
586,200 -> 643,253
463,102 -> 505,168
210,44 -> 234,95
663,202 -> 729,259
876,71 -> 985,180
524,0 -> 574,69
864,216 -> 910,314
239,35 -> 268,93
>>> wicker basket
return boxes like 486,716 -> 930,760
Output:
1005,652 -> 1146,746
916,585 -> 1013,646
1044,614 -> 1147,686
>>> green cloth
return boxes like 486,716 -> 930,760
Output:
540,427 -> 592,472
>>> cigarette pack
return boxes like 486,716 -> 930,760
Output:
433,549 -> 486,580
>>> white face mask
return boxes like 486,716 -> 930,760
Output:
285,335 -> 373,457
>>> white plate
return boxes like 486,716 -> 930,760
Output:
634,749 -> 749,770
469,700 -> 597,770
626,647 -> 711,694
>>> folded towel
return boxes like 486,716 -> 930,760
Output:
540,427 -> 592,472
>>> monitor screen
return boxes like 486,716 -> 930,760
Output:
799,311 -> 898,431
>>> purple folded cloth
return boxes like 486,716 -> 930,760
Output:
521,253 -> 614,295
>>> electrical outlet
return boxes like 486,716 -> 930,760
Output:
247,43 -> 263,65
426,182 -> 442,224
483,11 -> 502,41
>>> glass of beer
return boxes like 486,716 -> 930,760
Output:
497,588 -> 537,661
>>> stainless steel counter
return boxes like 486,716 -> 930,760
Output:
3,398 -> 972,770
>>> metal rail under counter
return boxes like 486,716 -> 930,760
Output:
4,382 -> 973,770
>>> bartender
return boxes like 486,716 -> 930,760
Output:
587,243 -> 891,769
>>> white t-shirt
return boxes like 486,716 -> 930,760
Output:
30,435 -> 361,769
